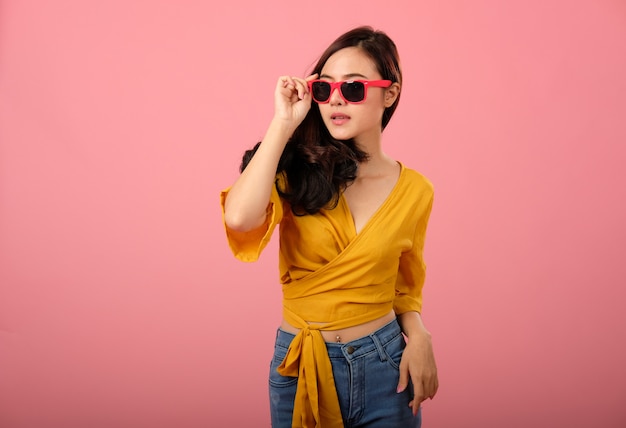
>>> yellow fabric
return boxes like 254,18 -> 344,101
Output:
220,163 -> 434,428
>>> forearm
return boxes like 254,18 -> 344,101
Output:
223,118 -> 294,232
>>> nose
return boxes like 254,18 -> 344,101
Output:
328,85 -> 344,105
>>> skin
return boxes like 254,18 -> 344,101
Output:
223,46 -> 438,416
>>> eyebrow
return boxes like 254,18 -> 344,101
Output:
319,72 -> 369,80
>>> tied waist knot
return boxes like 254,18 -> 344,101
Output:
277,325 -> 344,428
277,305 -> 391,428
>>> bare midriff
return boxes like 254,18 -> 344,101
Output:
280,309 -> 397,343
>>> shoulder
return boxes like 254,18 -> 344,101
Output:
399,163 -> 434,196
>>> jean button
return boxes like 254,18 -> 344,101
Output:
346,346 -> 356,354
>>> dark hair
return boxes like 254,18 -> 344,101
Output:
241,26 -> 403,215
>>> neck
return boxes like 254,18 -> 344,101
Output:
354,134 -> 391,176
357,150 -> 398,179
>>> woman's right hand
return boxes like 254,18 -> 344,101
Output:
273,73 -> 318,129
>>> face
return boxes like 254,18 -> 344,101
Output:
317,47 -> 398,143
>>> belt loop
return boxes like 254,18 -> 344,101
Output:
370,331 -> 387,362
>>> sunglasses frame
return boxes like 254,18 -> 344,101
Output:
307,79 -> 392,104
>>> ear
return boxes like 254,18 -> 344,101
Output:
384,82 -> 401,107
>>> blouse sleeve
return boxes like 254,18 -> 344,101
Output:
219,177 -> 284,263
393,189 -> 434,314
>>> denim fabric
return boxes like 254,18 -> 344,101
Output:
269,319 -> 422,428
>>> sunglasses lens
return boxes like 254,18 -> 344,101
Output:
312,82 -> 331,102
341,81 -> 365,102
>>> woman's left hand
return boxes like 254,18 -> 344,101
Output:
396,329 -> 439,416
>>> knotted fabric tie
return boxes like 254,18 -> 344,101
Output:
277,324 -> 344,428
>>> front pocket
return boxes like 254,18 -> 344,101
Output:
269,344 -> 298,388
382,333 -> 406,371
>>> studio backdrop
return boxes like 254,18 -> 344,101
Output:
1,1 -> 625,427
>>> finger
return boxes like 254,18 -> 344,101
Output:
396,366 -> 409,393
412,399 -> 420,417
293,78 -> 309,99
288,77 -> 312,101
423,379 -> 435,400
286,75 -> 317,98
277,78 -> 295,102
304,73 -> 319,91
280,76 -> 297,93
407,398 -> 420,417
412,380 -> 425,412
278,76 -> 290,88
278,76 -> 304,104
422,372 -> 438,399
429,377 -> 439,399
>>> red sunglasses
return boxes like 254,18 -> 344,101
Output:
307,79 -> 392,104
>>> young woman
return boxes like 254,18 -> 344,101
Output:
221,26 -> 438,428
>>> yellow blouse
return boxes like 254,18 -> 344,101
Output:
221,162 -> 434,428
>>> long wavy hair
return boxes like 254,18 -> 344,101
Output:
241,26 -> 403,215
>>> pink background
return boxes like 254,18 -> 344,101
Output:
1,1 -> 625,427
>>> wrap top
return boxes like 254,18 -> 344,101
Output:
220,162 -> 434,427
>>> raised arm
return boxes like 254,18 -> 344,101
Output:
223,74 -> 317,232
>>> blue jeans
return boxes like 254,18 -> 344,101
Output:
269,319 -> 422,428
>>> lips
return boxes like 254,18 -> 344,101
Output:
330,112 -> 350,125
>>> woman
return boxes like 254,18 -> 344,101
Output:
221,26 -> 438,428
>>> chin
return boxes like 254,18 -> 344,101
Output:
328,129 -> 354,141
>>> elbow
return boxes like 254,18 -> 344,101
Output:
223,209 -> 263,232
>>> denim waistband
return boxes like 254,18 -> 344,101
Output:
275,318 -> 403,360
